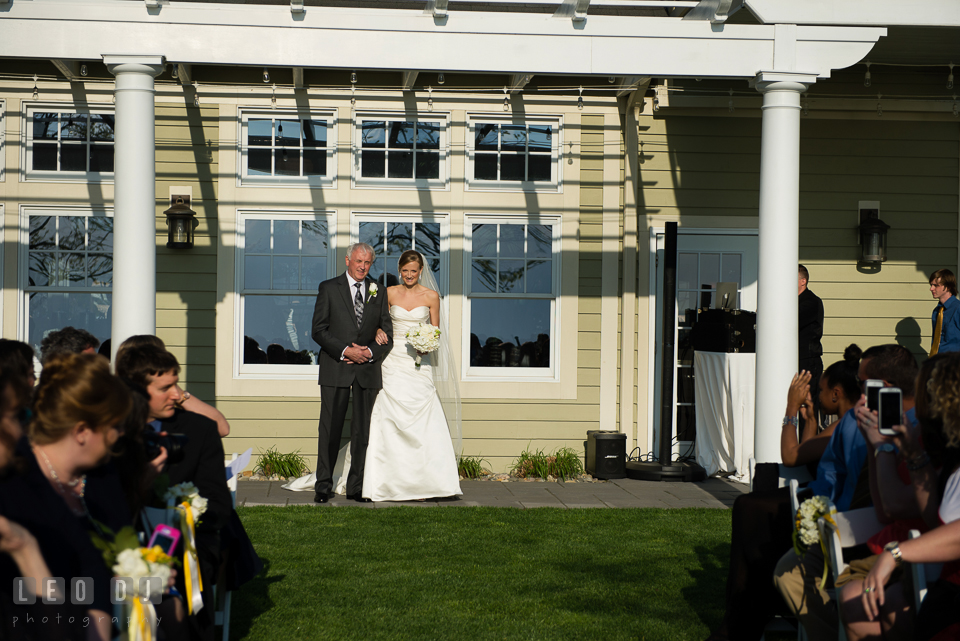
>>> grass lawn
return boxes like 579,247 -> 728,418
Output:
231,506 -> 731,641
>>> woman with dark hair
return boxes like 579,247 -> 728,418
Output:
0,353 -> 132,641
707,345 -> 863,641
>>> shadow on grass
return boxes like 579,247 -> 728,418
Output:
681,543 -> 731,633
228,558 -> 282,641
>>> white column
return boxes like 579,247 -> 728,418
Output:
104,55 -> 165,358
752,72 -> 815,464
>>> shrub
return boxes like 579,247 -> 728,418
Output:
512,445 -> 584,481
458,455 -> 488,479
254,447 -> 308,478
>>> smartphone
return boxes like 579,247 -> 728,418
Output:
147,524 -> 181,555
877,387 -> 903,437
864,379 -> 884,412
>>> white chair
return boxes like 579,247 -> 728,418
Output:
907,528 -> 943,609
817,505 -> 884,641
214,453 -> 239,641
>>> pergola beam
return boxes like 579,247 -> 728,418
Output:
293,67 -> 304,88
50,59 -> 79,81
401,71 -> 419,90
508,74 -> 533,93
175,63 -> 192,85
0,1 -> 886,80
615,75 -> 647,97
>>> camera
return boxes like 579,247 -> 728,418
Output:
143,431 -> 188,465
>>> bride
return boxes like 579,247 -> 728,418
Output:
285,249 -> 462,501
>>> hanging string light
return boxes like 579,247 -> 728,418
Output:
864,61 -> 872,88
427,85 -> 433,111
577,85 -> 583,110
438,73 -> 445,85
32,74 -> 39,100
271,83 -> 277,108
728,88 -> 734,112
80,65 -> 88,77
948,63 -> 955,90
876,93 -> 882,117
503,86 -> 509,111
351,71 -> 358,85
262,68 -> 270,83
193,81 -> 199,107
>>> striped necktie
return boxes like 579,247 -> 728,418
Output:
354,282 -> 364,327
931,306 -> 944,356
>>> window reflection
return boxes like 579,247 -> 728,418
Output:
243,116 -> 328,179
359,120 -> 442,180
359,220 -> 443,289
471,121 -> 554,183
243,295 -> 318,365
470,299 -> 550,367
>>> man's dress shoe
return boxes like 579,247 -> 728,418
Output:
347,494 -> 372,503
313,493 -> 329,504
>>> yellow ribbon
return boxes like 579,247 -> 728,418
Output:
176,501 -> 205,615
127,597 -> 157,641
818,507 -> 840,591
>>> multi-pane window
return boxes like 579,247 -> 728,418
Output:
239,111 -> 334,185
355,117 -> 446,186
24,212 -> 113,356
357,219 -> 443,289
239,214 -> 331,371
27,110 -> 115,177
468,117 -> 561,190
465,219 -> 558,374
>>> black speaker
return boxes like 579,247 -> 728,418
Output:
584,431 -> 626,479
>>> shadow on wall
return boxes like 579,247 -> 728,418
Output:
895,317 -> 924,362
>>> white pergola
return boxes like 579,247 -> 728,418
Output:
5,0 -> 939,467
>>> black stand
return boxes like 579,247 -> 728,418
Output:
627,221 -> 706,483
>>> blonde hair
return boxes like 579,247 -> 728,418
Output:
30,353 -> 132,445
928,354 -> 960,447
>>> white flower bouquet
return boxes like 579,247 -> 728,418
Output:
164,482 -> 208,519
406,322 -> 441,370
792,495 -> 838,588
114,546 -> 175,595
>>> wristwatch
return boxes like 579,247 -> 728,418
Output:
884,541 -> 903,566
874,443 -> 898,458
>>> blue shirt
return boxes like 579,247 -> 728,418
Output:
933,295 -> 960,354
808,409 -> 867,512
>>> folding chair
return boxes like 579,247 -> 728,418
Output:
817,504 -> 884,641
214,453 -> 239,641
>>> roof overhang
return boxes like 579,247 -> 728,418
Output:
0,0 -> 885,80
743,0 -> 960,28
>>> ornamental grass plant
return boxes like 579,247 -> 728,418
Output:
231,506 -> 732,641
512,445 -> 585,480
457,455 -> 488,479
253,447 -> 308,478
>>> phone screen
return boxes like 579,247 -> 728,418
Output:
865,381 -> 883,412
152,533 -> 177,555
878,391 -> 902,435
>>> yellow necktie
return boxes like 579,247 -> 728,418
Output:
931,306 -> 944,356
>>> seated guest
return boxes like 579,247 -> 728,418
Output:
38,326 -> 100,364
707,345 -> 864,641
117,335 -> 231,437
855,353 -> 960,641
0,339 -> 38,390
0,353 -> 132,641
775,344 -> 919,639
115,344 -> 232,641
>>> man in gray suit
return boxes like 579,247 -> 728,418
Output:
311,242 -> 393,503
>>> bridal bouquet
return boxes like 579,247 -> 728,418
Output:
406,322 -> 441,370
792,495 -> 837,589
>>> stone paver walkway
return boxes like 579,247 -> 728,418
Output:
236,476 -> 749,509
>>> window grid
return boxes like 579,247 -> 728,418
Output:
29,111 -> 115,175
473,123 -> 553,183
469,223 -> 554,298
356,118 -> 444,184
242,116 -> 329,180
357,219 -> 444,289
27,215 -> 113,291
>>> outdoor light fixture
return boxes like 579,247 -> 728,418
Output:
165,197 -> 197,249
438,73 -> 445,85
80,65 -> 88,77
864,62 -> 872,87
262,68 -> 270,83
351,71 -> 357,84
949,63 -> 955,90
858,204 -> 889,264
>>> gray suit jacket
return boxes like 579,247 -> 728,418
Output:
311,273 -> 393,388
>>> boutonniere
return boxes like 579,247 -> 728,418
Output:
366,282 -> 378,303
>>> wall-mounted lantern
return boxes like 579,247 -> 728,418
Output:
858,202 -> 889,263
164,197 -> 196,249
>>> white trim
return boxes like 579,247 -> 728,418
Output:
598,110 -> 619,432
462,213 -> 561,382
234,209 -> 336,381
464,113 -> 563,193
20,103 -> 116,184
237,108 -> 337,188
0,99 -> 5,183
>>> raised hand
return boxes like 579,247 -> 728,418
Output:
786,371 -> 812,416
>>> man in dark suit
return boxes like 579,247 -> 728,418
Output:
798,264 -> 825,420
116,345 -> 232,641
311,242 -> 393,503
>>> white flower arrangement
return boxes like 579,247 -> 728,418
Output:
113,547 -> 174,596
164,482 -> 208,519
366,282 -> 378,303
792,495 -> 837,589
405,322 -> 441,370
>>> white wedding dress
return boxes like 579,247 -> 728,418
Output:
284,305 -> 462,501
